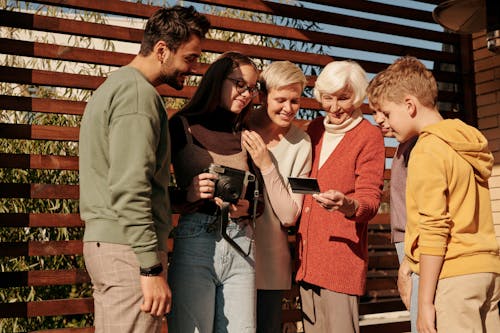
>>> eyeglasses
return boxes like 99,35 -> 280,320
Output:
226,77 -> 259,97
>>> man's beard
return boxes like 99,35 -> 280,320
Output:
161,68 -> 184,91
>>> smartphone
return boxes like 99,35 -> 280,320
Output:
288,177 -> 321,194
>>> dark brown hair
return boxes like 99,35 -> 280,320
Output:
177,51 -> 258,131
139,5 -> 210,56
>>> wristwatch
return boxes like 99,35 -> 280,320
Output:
139,263 -> 163,277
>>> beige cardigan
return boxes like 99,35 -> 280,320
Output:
255,124 -> 312,290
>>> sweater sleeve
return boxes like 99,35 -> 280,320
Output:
350,123 -> 385,222
261,166 -> 307,226
261,131 -> 312,226
108,83 -> 163,269
407,140 -> 450,256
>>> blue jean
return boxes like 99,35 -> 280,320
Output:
167,213 -> 256,333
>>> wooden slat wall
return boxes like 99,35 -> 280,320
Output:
0,1 -> 469,332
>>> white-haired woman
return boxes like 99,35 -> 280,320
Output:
295,60 -> 385,333
242,60 -> 312,333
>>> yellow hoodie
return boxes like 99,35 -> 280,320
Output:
405,119 -> 500,278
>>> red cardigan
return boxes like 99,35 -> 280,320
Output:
296,117 -> 385,295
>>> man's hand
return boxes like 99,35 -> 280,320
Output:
140,275 -> 172,316
397,258 -> 412,310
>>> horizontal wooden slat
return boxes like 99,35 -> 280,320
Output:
0,153 -> 78,170
0,298 -> 93,318
0,183 -> 79,199
368,252 -> 399,270
0,240 -> 82,257
0,212 -> 178,228
0,9 -> 457,65
0,66 -> 196,98
0,36 -> 460,87
369,213 -> 390,225
34,0 -> 453,44
303,0 -> 435,23
29,0 -> 459,64
0,269 -> 90,287
360,321 -> 410,333
359,299 -> 406,315
0,239 -> 175,257
365,277 -> 398,292
33,328 -> 95,333
198,0 -> 457,44
0,213 -> 83,227
0,123 -> 79,141
0,38 -> 133,67
0,64 -> 459,107
0,95 -> 86,115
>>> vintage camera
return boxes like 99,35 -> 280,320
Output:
207,163 -> 255,204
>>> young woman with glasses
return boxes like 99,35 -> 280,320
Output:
167,51 -> 260,332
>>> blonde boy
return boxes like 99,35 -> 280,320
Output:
367,56 -> 500,333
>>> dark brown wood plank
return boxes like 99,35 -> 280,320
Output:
194,0 -> 458,44
0,153 -> 78,170
0,95 -> 86,115
360,321 -> 410,333
359,299 -> 406,315
0,240 -> 82,257
1,298 -> 94,317
368,214 -> 390,225
368,252 -> 400,270
0,183 -> 79,199
0,124 -> 79,141
0,213 -> 83,227
33,328 -> 95,333
365,278 -> 398,292
0,269 -> 90,287
0,38 -> 134,67
32,0 -> 457,45
0,10 -> 457,64
306,0 -> 434,23
204,18 -> 457,64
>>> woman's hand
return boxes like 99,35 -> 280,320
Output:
242,130 -> 273,171
312,189 -> 358,217
186,172 -> 218,203
214,198 -> 250,218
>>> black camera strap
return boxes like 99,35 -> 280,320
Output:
218,178 -> 259,257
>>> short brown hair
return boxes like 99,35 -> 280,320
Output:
367,56 -> 438,110
139,5 -> 210,56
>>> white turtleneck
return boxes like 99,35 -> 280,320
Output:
319,109 -> 363,168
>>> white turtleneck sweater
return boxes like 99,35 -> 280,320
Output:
319,109 -> 363,168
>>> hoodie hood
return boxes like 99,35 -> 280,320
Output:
420,119 -> 493,183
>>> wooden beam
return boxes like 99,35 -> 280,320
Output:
0,154 -> 78,170
0,183 -> 79,199
0,298 -> 93,318
0,240 -> 82,257
0,269 -> 90,287
0,213 -> 83,227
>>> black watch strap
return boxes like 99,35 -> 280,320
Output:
139,263 -> 163,277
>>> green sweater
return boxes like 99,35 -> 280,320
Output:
79,66 -> 171,268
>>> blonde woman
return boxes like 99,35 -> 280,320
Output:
242,61 -> 312,333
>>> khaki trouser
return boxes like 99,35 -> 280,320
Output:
83,242 -> 167,333
435,272 -> 500,333
299,282 -> 359,333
